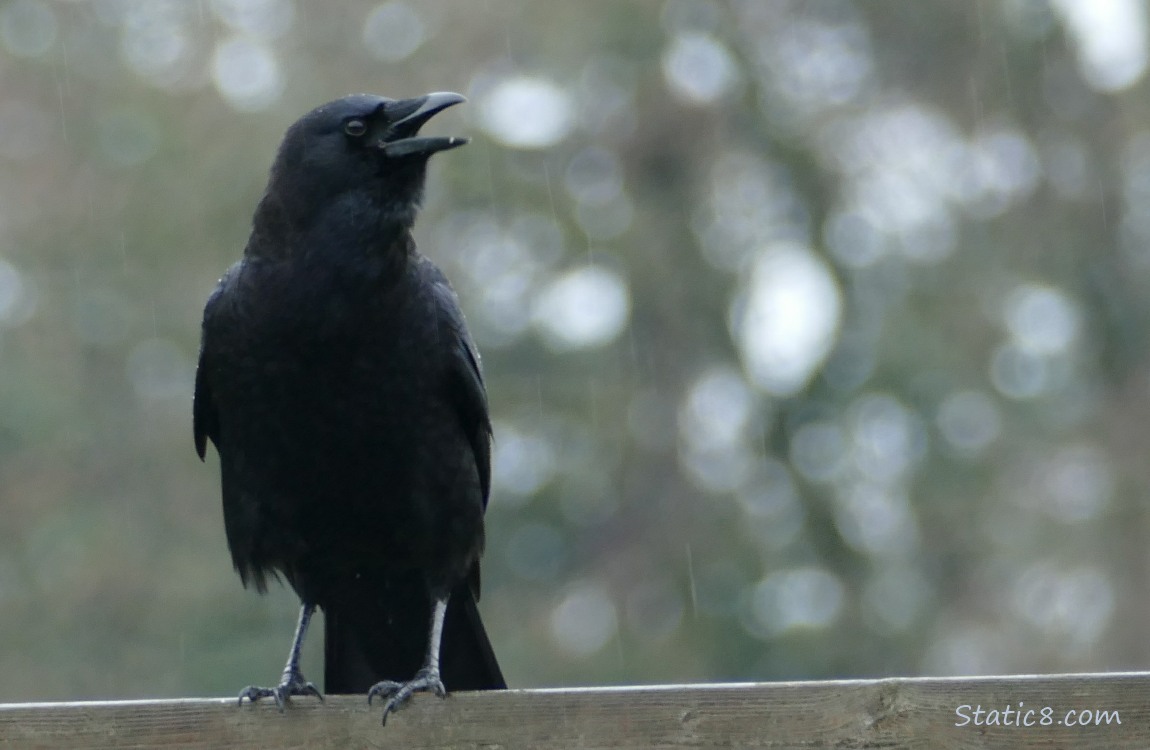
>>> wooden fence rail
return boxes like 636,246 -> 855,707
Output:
2,672 -> 1148,749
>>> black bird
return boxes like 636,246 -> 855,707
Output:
193,92 -> 505,723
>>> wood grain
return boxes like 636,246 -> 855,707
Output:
1,673 -> 1147,749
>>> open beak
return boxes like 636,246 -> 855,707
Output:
380,92 -> 469,159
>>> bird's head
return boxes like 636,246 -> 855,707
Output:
258,92 -> 468,237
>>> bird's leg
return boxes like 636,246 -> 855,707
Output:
367,594 -> 449,725
239,602 -> 324,710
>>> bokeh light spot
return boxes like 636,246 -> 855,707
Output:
848,393 -> 925,482
1003,283 -> 1081,355
211,0 -> 294,39
834,483 -> 918,557
763,18 -> 874,114
532,266 -> 630,351
732,243 -> 842,396
119,2 -> 193,88
747,567 -> 844,636
362,1 -> 425,62
479,77 -> 574,150
211,36 -> 284,112
1051,0 -> 1148,92
679,366 -> 757,493
1012,562 -> 1114,646
491,419 -> 557,501
936,390 -> 1003,456
990,343 -> 1050,399
661,32 -> 739,105
550,582 -> 618,657
789,420 -> 848,484
0,258 -> 34,327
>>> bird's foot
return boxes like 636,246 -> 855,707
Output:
367,667 -> 447,725
238,669 -> 324,711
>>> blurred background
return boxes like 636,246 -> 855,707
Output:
1,0 -> 1149,701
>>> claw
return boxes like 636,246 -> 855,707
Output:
238,671 -> 324,711
367,667 -> 447,725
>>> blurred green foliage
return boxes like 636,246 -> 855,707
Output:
1,0 -> 1149,700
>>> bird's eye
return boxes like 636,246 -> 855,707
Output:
344,119 -> 367,137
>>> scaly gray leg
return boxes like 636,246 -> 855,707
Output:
239,602 -> 324,711
367,595 -> 449,725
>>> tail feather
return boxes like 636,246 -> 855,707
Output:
323,576 -> 504,695
441,585 -> 505,690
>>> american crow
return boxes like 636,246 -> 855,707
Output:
193,92 -> 505,724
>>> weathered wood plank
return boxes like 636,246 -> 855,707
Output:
0,673 -> 1146,749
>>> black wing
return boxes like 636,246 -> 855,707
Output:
192,264 -> 272,589
193,281 -> 226,460
429,268 -> 491,510
427,264 -> 491,600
